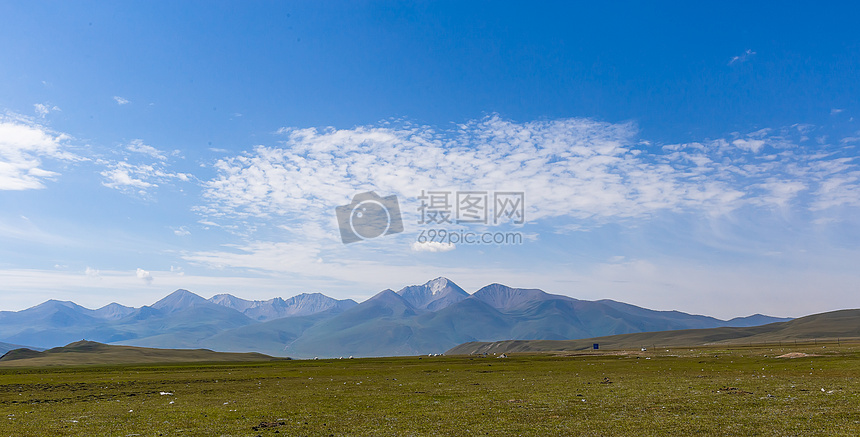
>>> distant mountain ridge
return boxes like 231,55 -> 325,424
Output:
152,289 -> 210,313
0,278 -> 792,358
472,283 -> 560,310
209,292 -> 357,321
0,289 -> 357,350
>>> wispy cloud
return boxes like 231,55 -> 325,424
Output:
98,141 -> 192,196
411,241 -> 456,252
113,96 -> 130,105
0,115 -> 82,190
732,138 -> 766,153
33,103 -> 60,118
199,115 -> 859,229
173,226 -> 191,236
101,162 -> 156,190
100,161 -> 192,194
181,116 -> 860,290
728,49 -> 756,65
85,266 -> 100,278
182,241 -> 324,272
126,139 -> 169,161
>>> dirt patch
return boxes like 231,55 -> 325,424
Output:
252,421 -> 286,431
716,387 -> 753,395
775,352 -> 821,358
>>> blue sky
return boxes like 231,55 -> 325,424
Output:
1,1 -> 859,318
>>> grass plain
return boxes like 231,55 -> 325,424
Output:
1,343 -> 858,436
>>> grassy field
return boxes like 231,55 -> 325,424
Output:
1,343 -> 858,436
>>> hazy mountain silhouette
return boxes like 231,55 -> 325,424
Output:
209,292 -> 357,321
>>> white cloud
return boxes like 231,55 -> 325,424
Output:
122,115 -> 860,312
85,267 -> 100,278
34,103 -> 60,118
411,241 -> 456,252
841,132 -> 860,144
831,108 -> 843,115
199,115 -> 860,235
113,96 -> 130,105
184,115 -> 860,310
732,138 -> 766,153
100,159 -> 193,196
136,268 -> 153,284
811,174 -> 860,210
101,162 -> 156,190
126,139 -> 168,160
0,116 -> 81,190
201,117 -> 682,225
173,226 -> 191,236
754,179 -> 807,207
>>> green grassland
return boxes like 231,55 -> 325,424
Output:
1,343 -> 859,436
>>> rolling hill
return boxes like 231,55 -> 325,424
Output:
0,340 -> 283,366
446,308 -> 860,355
0,341 -> 41,356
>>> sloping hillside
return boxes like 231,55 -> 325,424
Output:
0,340 -> 284,366
447,309 -> 860,355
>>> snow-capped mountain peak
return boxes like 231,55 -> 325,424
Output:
396,277 -> 469,311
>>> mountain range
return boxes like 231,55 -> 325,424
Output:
0,277 -> 792,358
